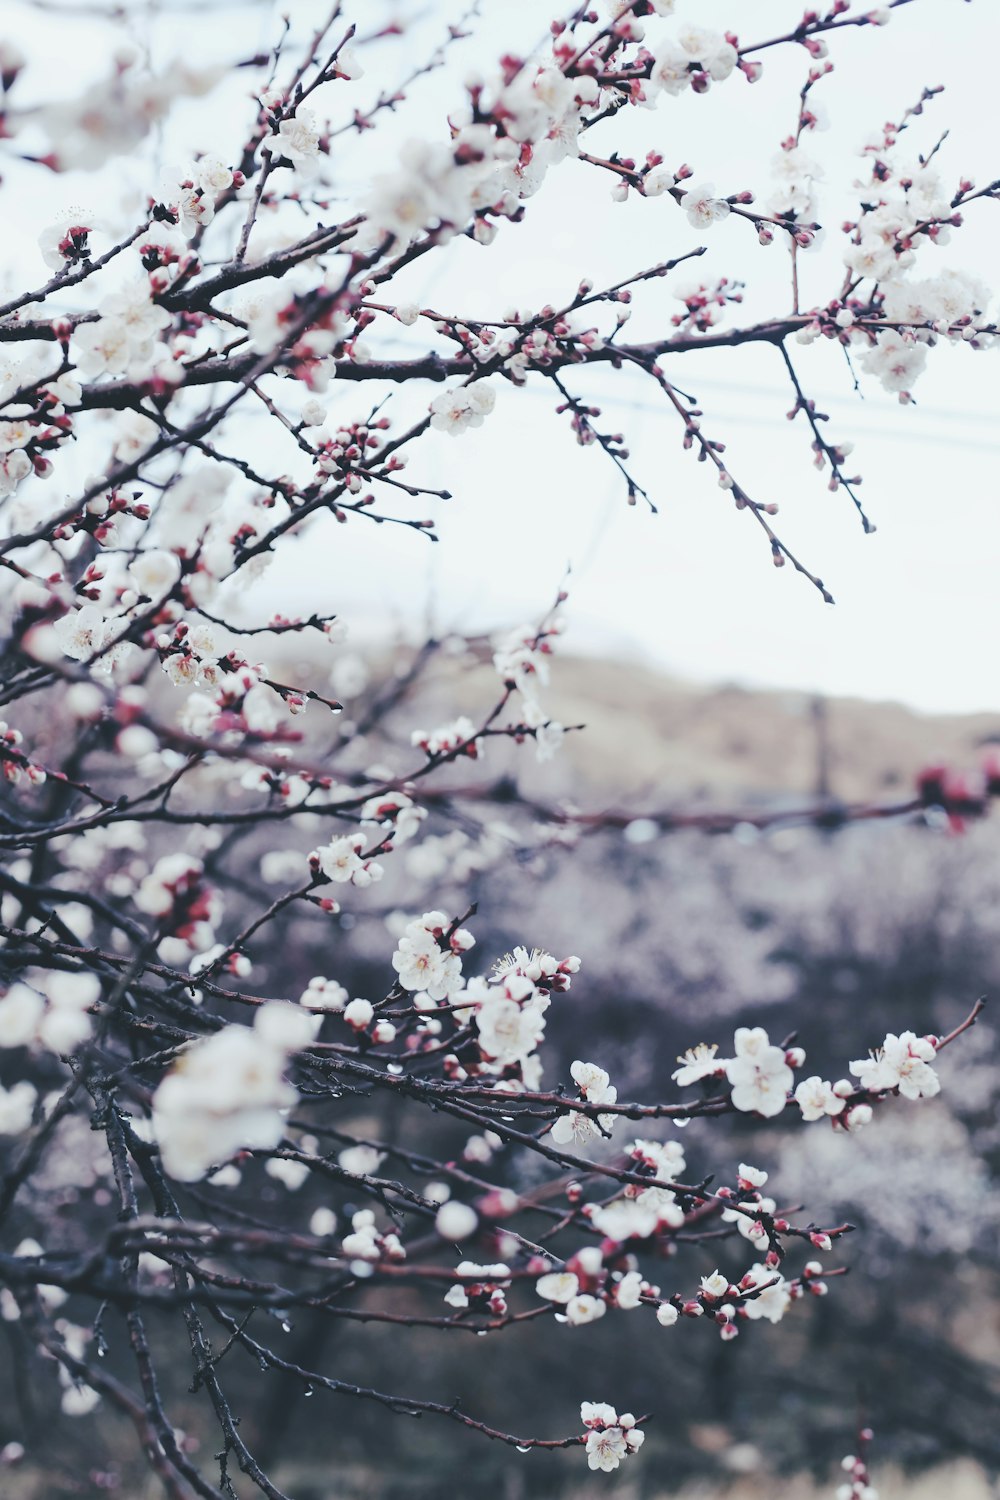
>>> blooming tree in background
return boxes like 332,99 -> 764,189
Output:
0,0 -> 995,1493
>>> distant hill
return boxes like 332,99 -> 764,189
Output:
254,630 -> 1000,809
542,656 -> 1000,804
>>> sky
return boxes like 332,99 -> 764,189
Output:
4,0 -> 1000,714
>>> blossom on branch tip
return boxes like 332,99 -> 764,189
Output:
580,1405 -> 645,1473
849,1031 -> 940,1099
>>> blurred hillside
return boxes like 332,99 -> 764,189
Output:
542,657 -> 999,801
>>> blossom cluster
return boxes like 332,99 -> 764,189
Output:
151,1001 -> 314,1181
462,946 -> 580,1088
580,1402 -> 645,1474
0,971 -> 99,1058
671,1022 -> 942,1127
391,910 -> 474,1001
492,613 -> 567,761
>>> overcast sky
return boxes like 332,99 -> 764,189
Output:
6,0 -> 1000,713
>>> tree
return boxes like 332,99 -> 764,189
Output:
0,2 -> 994,1495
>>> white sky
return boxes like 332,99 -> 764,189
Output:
5,0 -> 1000,713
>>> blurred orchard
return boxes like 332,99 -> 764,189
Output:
0,0 -> 997,1496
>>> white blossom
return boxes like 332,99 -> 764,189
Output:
726,1027 -> 794,1117
672,1042 -> 727,1087
536,1271 -> 579,1304
429,381 -> 496,436
580,1405 -> 645,1473
435,1201 -> 478,1241
275,108 -> 321,172
741,1263 -> 792,1324
860,330 -> 929,397
551,1060 -> 617,1148
849,1031 -> 940,1099
682,182 -> 731,229
795,1076 -> 847,1122
151,1004 -> 302,1181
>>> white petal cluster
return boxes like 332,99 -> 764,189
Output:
310,832 -> 384,888
720,1177 -> 778,1246
740,1263 -> 792,1324
461,946 -> 577,1086
0,1080 -> 36,1134
39,59 -> 221,172
563,1293 -> 606,1326
134,853 -> 222,953
859,331 -> 928,398
493,624 -> 552,699
73,278 -> 170,380
580,1403 -> 645,1473
591,1184 -> 684,1243
175,156 -> 235,235
681,182 -> 730,230
428,381 -> 496,437
0,972 -> 99,1056
839,144 -> 996,398
768,145 -> 823,221
0,444 -> 32,499
536,1270 -> 580,1305
391,911 -> 469,1001
361,70 -> 602,255
337,1144 -> 385,1177
472,973 -> 549,1069
151,1002 -> 313,1181
849,1031 -> 940,1100
629,1136 -> 686,1182
492,616 -> 566,761
443,1260 -> 510,1314
551,1060 -> 618,1148
298,976 -> 348,1013
53,605 -> 132,673
725,1026 -> 794,1117
671,1041 -> 726,1088
341,1207 -> 405,1264
38,212 -> 100,272
363,137 -> 500,250
882,267 -> 991,331
274,107 -> 321,174
434,1200 -> 478,1242
410,716 -> 479,757
794,1075 -> 848,1122
649,26 -> 737,100
360,791 -> 426,844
